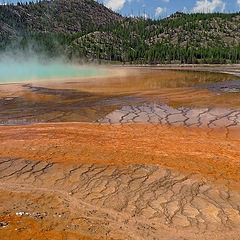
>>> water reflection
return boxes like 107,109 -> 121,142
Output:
0,68 -> 239,125
44,69 -> 237,93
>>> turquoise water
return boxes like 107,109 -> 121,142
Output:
0,60 -> 105,83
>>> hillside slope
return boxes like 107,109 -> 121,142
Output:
69,12 -> 240,63
0,0 -> 122,36
0,1 -> 240,64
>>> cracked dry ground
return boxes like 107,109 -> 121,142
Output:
1,123 -> 240,240
1,68 -> 240,240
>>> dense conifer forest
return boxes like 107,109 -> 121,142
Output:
0,0 -> 240,64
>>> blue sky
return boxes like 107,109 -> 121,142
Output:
101,0 -> 240,18
1,0 -> 240,18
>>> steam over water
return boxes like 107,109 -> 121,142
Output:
0,60 -> 106,83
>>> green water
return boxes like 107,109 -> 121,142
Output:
0,60 -> 105,83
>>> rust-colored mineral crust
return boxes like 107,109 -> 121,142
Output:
0,123 -> 240,182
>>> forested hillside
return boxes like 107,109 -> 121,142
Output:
0,0 -> 240,64
0,0 -> 122,52
69,12 -> 240,64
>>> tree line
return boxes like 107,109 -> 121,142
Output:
1,3 -> 240,64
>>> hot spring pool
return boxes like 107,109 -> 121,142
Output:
0,60 -> 106,83
0,65 -> 240,125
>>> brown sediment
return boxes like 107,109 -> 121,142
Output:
0,123 -> 240,182
143,87 -> 240,109
1,154 -> 240,240
0,191 -> 114,240
0,213 -> 103,240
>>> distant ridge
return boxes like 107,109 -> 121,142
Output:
0,1 -> 240,64
0,0 -> 123,35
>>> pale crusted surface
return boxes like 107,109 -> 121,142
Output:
97,104 -> 240,128
0,158 -> 240,240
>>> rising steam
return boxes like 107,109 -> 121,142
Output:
0,50 -> 105,83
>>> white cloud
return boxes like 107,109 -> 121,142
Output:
192,0 -> 226,13
104,0 -> 132,11
143,13 -> 148,19
183,6 -> 187,13
162,0 -> 170,2
155,7 -> 167,17
238,0 -> 240,5
222,2 -> 226,12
